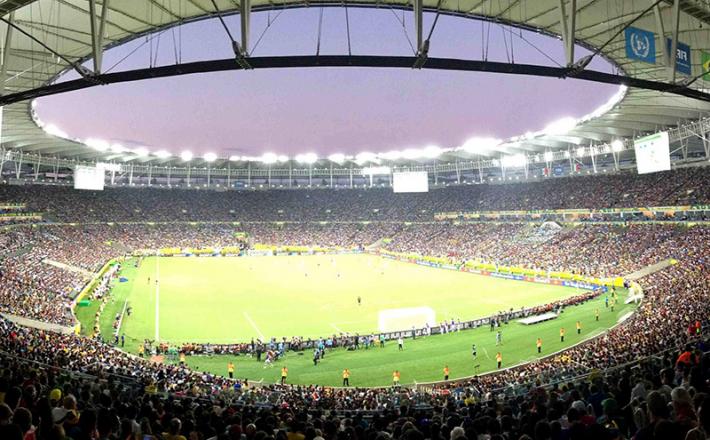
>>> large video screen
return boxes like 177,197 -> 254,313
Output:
393,171 -> 429,193
74,165 -> 105,191
634,131 -> 671,175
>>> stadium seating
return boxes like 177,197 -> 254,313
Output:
0,167 -> 709,440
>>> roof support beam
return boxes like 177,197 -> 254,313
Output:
653,2 -> 668,68
668,0 -> 680,82
414,0 -> 423,54
241,0 -> 251,56
558,0 -> 576,66
0,12 -> 15,96
89,0 -> 111,74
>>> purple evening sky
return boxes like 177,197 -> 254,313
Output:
36,9 -> 619,157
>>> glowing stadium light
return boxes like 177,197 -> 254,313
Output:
110,143 -> 128,153
204,152 -> 217,162
44,124 -> 68,138
85,138 -> 110,152
295,152 -> 318,164
401,148 -> 420,160
543,117 -> 577,136
361,166 -> 391,175
460,137 -> 501,153
576,146 -> 587,157
180,150 -> 193,161
355,152 -> 378,165
544,151 -> 554,162
133,147 -> 149,157
421,145 -> 443,159
379,150 -> 402,161
229,155 -> 241,161
277,155 -> 288,162
501,154 -> 527,168
564,151 -> 571,158
154,150 -> 171,159
328,153 -> 346,163
611,139 -> 624,152
260,153 -> 278,164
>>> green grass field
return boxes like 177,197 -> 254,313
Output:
90,253 -> 636,387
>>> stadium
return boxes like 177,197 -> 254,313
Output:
0,1 -> 710,440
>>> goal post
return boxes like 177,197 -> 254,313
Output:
378,307 -> 436,333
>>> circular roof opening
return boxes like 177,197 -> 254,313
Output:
35,8 -> 620,159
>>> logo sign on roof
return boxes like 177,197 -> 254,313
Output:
625,27 -> 656,64
666,39 -> 691,75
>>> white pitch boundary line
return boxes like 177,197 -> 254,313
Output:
481,346 -> 492,360
330,323 -> 344,333
243,312 -> 266,340
155,255 -> 160,342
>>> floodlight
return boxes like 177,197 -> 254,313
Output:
204,152 -> 217,162
611,139 -> 624,152
355,152 -> 377,164
576,147 -> 587,157
229,155 -> 241,161
85,138 -> 110,152
261,153 -> 278,164
461,137 -> 501,153
362,166 -> 391,175
379,151 -> 402,161
154,150 -> 171,159
296,152 -> 318,164
277,155 -> 288,162
543,117 -> 577,135
131,147 -> 148,157
328,153 -> 346,163
421,145 -> 443,159
544,151 -> 554,162
111,144 -> 128,153
44,124 -> 68,138
180,151 -> 193,161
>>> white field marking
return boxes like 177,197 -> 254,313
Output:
481,346 -> 492,360
155,256 -> 160,342
243,311 -> 266,340
330,323 -> 345,333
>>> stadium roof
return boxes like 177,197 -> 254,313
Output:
1,0 -> 710,168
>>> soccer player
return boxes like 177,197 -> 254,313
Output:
443,365 -> 450,381
496,331 -> 503,346
610,298 -> 616,312
179,351 -> 186,366
357,296 -> 361,306
536,337 -> 542,354
560,327 -> 566,342
595,308 -> 600,321
228,362 -> 235,379
342,369 -> 350,386
471,343 -> 477,359
280,366 -> 288,385
576,321 -> 582,335
496,352 -> 502,369
398,337 -> 404,351
392,370 -> 401,387
379,334 -> 385,348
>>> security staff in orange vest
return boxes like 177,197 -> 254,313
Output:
228,362 -> 235,379
560,327 -> 566,342
496,352 -> 502,369
280,366 -> 288,385
443,366 -> 450,381
576,321 -> 582,335
392,370 -> 401,387
536,338 -> 542,354
342,368 -> 351,387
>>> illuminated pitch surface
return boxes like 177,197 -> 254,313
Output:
114,253 -> 584,344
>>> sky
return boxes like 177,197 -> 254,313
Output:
35,8 -> 621,158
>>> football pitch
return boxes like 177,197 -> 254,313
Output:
90,253 -> 637,386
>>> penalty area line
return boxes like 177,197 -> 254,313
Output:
330,323 -> 345,333
481,346 -> 492,361
243,312 -> 266,341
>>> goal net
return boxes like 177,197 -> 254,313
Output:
378,307 -> 436,333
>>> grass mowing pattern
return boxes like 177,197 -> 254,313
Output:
93,254 -> 636,387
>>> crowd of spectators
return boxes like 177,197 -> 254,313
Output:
0,169 -> 708,439
0,166 -> 708,223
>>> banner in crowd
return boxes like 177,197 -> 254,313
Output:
434,205 -> 709,220
625,27 -> 656,64
0,203 -> 26,210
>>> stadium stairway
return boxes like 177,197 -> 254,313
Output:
625,258 -> 677,281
